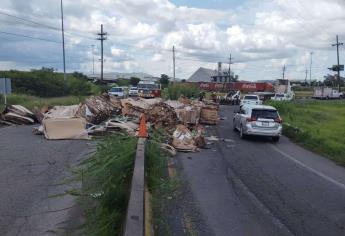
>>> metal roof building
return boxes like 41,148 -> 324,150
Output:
188,67 -> 218,82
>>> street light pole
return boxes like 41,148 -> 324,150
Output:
309,52 -> 313,86
91,44 -> 95,75
60,0 -> 66,90
332,35 -> 343,91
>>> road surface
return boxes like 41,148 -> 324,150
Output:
175,105 -> 345,236
0,126 -> 90,236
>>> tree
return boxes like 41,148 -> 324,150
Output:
324,74 -> 344,87
116,78 -> 131,86
129,77 -> 141,86
159,74 -> 170,89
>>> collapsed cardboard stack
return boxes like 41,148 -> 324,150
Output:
1,94 -> 219,153
0,105 -> 36,125
200,105 -> 219,125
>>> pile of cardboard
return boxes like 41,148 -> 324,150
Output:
1,94 -> 219,151
76,93 -> 122,124
41,105 -> 89,140
146,102 -> 177,129
200,105 -> 219,125
0,105 -> 36,125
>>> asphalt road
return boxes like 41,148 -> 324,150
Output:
176,105 -> 345,236
0,126 -> 90,236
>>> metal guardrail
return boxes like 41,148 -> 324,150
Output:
124,115 -> 148,236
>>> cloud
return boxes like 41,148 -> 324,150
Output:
0,0 -> 344,81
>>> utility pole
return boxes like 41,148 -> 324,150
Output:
97,24 -> 107,81
173,45 -> 176,82
282,65 -> 286,80
91,44 -> 95,75
60,0 -> 66,88
305,69 -> 308,85
309,52 -> 313,86
228,53 -> 232,82
332,35 -> 343,91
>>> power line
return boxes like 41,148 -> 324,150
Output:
0,10 -> 60,30
0,10 -> 96,41
0,30 -> 61,43
0,30 -> 92,48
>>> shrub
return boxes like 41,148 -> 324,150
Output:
162,83 -> 200,100
78,135 -> 137,235
0,69 -> 98,97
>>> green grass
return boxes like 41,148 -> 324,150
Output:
76,134 -> 137,236
162,83 -> 200,100
0,94 -> 84,111
267,100 -> 345,166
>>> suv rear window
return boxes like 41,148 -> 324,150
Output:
251,109 -> 279,119
110,87 -> 123,92
244,95 -> 258,100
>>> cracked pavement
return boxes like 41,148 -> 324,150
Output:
0,126 -> 90,236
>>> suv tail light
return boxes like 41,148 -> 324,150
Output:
246,117 -> 257,122
275,117 -> 283,123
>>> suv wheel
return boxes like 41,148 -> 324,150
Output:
233,119 -> 237,131
272,136 -> 280,142
240,125 -> 245,139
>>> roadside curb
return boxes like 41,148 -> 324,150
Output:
124,137 -> 146,236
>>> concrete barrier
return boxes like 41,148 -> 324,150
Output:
124,137 -> 146,236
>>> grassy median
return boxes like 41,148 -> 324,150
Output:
77,134 -> 137,236
267,100 -> 345,166
0,94 -> 84,111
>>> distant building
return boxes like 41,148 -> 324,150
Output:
87,72 -> 156,82
188,62 -> 239,83
188,67 -> 218,82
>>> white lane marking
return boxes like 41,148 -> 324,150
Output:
270,144 -> 345,191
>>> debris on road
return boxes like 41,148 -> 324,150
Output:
40,105 -> 89,140
172,125 -> 197,152
1,105 -> 36,125
205,136 -> 219,141
200,104 -> 219,125
77,93 -> 122,124
121,97 -> 161,118
43,117 -> 89,140
1,94 -> 221,152
147,102 -> 177,129
104,119 -> 139,136
175,105 -> 201,125
160,143 -> 177,156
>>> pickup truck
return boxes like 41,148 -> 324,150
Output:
313,87 -> 344,99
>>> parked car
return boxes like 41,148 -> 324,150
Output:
233,104 -> 282,142
109,87 -> 125,97
129,87 -> 138,96
240,94 -> 262,106
271,92 -> 294,101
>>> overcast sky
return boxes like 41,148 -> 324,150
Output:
0,0 -> 344,81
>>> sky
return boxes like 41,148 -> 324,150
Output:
0,0 -> 344,81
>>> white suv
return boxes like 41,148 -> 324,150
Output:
109,87 -> 125,97
129,87 -> 138,96
240,94 -> 262,106
233,104 -> 282,142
